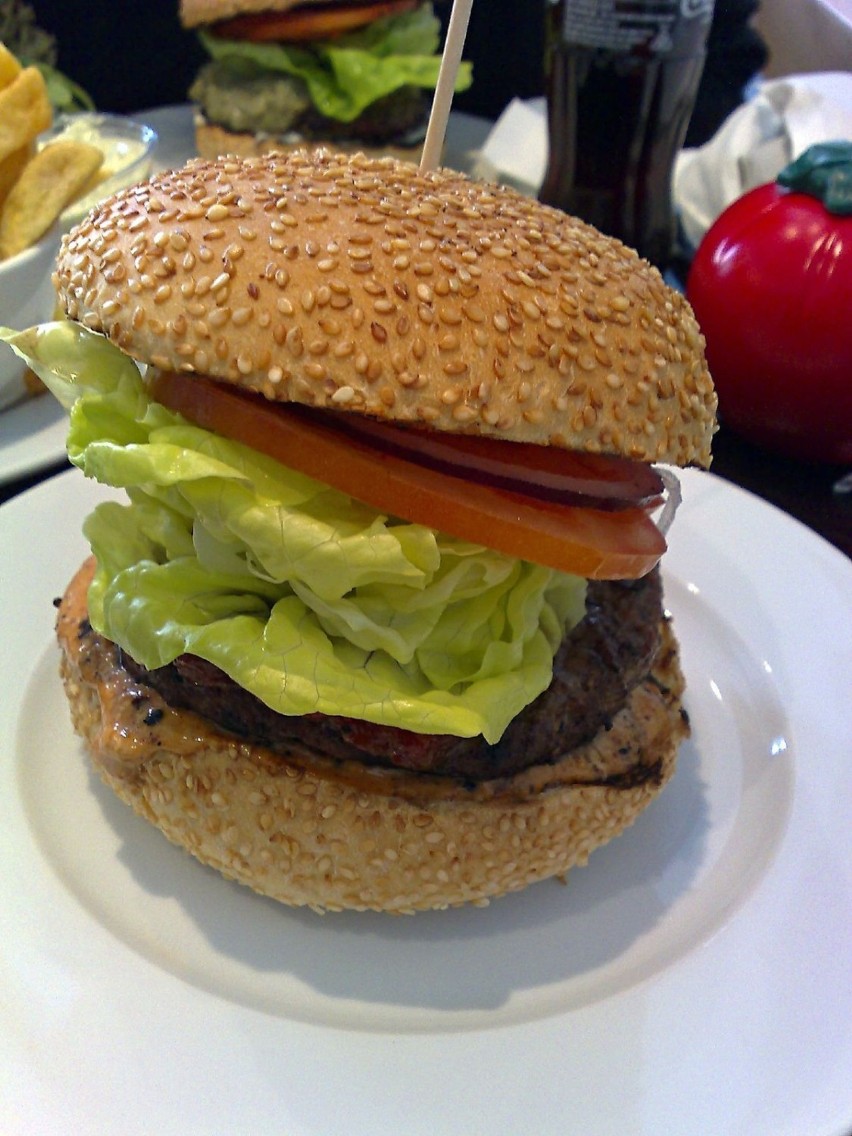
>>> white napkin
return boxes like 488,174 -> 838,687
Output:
674,72 -> 852,248
472,97 -> 547,193
471,74 -> 852,252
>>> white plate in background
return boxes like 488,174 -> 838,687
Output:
0,392 -> 68,486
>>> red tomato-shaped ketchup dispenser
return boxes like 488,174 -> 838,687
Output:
687,142 -> 852,465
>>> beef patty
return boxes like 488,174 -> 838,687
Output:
120,571 -> 666,783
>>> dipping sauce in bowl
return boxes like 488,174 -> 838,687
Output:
39,113 -> 158,228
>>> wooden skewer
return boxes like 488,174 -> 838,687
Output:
419,0 -> 475,172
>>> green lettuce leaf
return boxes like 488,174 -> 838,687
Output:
1,322 -> 585,742
199,4 -> 472,123
32,62 -> 95,112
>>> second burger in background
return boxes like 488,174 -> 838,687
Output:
179,0 -> 472,159
3,150 -> 716,912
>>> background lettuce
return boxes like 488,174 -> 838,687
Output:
2,322 -> 586,742
199,4 -> 472,123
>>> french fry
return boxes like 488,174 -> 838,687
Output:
0,42 -> 23,90
0,66 -> 53,165
23,366 -> 47,397
0,139 -> 103,258
0,143 -> 32,209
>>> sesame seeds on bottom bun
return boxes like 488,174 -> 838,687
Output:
57,558 -> 688,914
54,148 -> 716,468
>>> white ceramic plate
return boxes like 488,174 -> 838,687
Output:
0,392 -> 68,486
1,468 -> 850,1136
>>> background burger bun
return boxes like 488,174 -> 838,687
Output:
58,559 -> 688,914
54,149 -> 716,466
180,0 -> 339,28
193,115 -> 426,163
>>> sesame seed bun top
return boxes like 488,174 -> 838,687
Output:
54,149 -> 717,468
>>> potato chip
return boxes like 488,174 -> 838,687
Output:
0,42 -> 23,90
0,66 -> 53,165
0,139 -> 103,258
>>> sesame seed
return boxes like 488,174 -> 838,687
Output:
285,327 -> 303,357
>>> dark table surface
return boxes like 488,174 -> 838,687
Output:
709,427 -> 851,561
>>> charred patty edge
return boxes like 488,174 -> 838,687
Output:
117,572 -> 672,785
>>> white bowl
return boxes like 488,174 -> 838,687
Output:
0,228 -> 61,412
39,113 -> 158,229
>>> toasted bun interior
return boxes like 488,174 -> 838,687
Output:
57,558 -> 688,913
55,150 -> 716,467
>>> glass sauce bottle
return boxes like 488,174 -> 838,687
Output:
539,0 -> 715,270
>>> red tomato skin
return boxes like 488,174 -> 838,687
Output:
687,183 -> 852,464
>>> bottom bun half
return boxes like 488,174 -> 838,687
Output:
57,558 -> 689,914
194,118 -> 425,165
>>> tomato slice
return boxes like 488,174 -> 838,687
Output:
212,0 -> 418,43
333,412 -> 665,509
148,372 -> 666,579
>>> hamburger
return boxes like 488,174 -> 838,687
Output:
178,0 -> 472,160
5,149 -> 716,913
